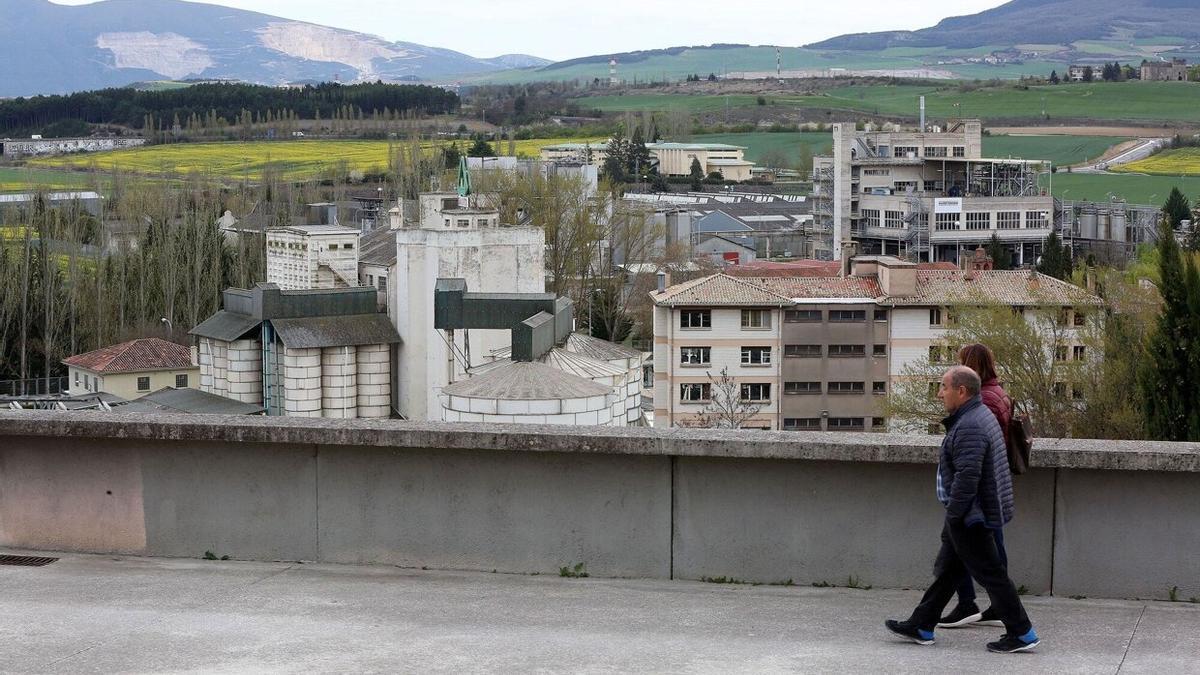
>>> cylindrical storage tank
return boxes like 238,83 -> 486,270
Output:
197,337 -> 215,393
356,343 -> 391,418
322,345 -> 358,419
211,339 -> 230,398
440,361 -> 613,426
283,346 -> 322,417
1097,210 -> 1111,240
1110,209 -> 1127,242
1079,207 -> 1098,240
226,338 -> 263,403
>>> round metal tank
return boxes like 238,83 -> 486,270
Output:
1110,209 -> 1127,242
440,361 -> 614,426
1097,210 -> 1111,240
1078,207 -> 1098,240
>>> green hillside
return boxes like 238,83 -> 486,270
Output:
576,82 -> 1200,124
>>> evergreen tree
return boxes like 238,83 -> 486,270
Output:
467,138 -> 495,157
1049,70 -> 1060,84
689,157 -> 704,191
985,233 -> 1013,270
1139,220 -> 1200,440
627,126 -> 652,178
1082,66 -> 1094,82
1162,186 -> 1192,230
1037,230 -> 1070,279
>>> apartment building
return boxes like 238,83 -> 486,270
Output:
652,254 -> 1103,431
812,120 -> 1058,265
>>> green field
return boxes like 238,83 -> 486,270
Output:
27,138 -> 604,180
0,167 -> 95,192
982,135 -> 1130,166
690,132 -> 831,163
1044,172 -> 1200,204
1113,147 -> 1200,176
576,82 -> 1200,124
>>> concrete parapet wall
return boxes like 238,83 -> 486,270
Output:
0,412 -> 1197,600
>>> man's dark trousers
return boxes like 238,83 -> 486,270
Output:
908,519 -> 1031,636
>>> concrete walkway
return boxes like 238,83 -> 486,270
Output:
1,552 -> 1198,674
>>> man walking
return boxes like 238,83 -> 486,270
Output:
885,366 -> 1040,653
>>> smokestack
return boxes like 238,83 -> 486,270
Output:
920,96 -> 926,131
656,270 -> 667,293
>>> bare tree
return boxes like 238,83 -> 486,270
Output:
694,367 -> 763,429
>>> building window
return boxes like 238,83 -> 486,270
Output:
456,219 -> 470,228
952,146 -> 966,158
874,309 -> 888,322
784,381 -> 821,395
935,213 -> 959,231
965,212 -> 992,230
741,346 -> 772,365
1073,345 -> 1086,360
74,371 -> 80,387
828,344 -> 866,357
883,210 -> 904,228
1073,311 -> 1085,327
997,211 -> 1021,229
872,417 -> 888,429
680,347 -> 711,365
1053,382 -> 1067,397
784,344 -> 822,358
828,381 -> 865,394
929,308 -> 943,326
861,209 -> 881,228
175,374 -> 188,388
829,309 -> 866,322
873,381 -> 887,395
1055,345 -> 1068,361
378,276 -> 387,293
741,309 -> 772,329
642,364 -> 654,388
924,146 -> 948,158
785,309 -> 822,322
137,376 -> 150,392
828,417 -> 865,430
740,383 -> 771,402
873,344 -> 887,357
783,418 -> 822,430
923,180 -> 942,192
680,383 -> 711,403
894,146 -> 918,158
680,310 -> 711,329
1026,211 -> 1049,229
367,274 -> 375,286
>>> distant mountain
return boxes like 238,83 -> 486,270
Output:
807,0 -> 1200,50
0,0 -> 550,96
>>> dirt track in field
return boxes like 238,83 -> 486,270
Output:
991,125 -> 1186,137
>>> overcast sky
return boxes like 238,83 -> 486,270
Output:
51,0 -> 1009,61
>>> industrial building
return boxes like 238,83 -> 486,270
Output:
190,283 -> 400,418
265,203 -> 360,290
651,253 -> 1102,430
540,141 -> 755,181
811,118 -> 1157,264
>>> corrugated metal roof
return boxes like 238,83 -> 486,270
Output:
189,310 -> 261,342
128,387 -> 264,415
442,361 -> 610,400
695,211 -> 754,234
271,313 -> 400,348
542,348 -> 626,380
565,332 -> 641,361
358,227 -> 397,266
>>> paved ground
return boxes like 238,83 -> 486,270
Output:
2,551 -> 1198,674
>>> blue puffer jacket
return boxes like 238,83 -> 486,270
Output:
936,395 -> 1014,528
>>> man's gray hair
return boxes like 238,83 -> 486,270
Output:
946,365 -> 981,396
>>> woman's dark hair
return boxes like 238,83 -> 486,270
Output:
958,343 -> 998,383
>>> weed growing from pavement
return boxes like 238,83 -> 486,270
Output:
559,562 -> 589,578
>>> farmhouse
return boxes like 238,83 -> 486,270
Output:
1141,58 -> 1188,82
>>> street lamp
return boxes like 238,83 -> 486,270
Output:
160,317 -> 172,336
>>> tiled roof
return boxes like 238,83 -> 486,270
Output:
756,276 -> 883,299
63,338 -> 193,374
651,274 -> 795,307
653,269 -> 1102,307
882,270 -> 1105,307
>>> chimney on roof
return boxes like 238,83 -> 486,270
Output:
965,246 -> 993,280
657,270 -> 667,293
840,241 -> 859,277
1028,265 -> 1041,291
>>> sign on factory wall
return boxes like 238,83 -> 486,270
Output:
934,198 -> 963,214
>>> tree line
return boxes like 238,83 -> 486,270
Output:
0,82 -> 459,136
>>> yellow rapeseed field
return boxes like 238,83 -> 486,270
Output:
1114,148 -> 1200,177
28,138 -> 606,181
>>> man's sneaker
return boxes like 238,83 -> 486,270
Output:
885,619 -> 935,645
976,607 -> 1003,627
987,629 -> 1040,653
938,602 -> 982,628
